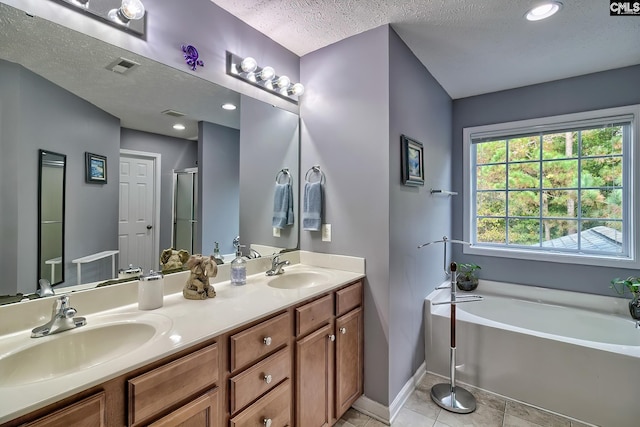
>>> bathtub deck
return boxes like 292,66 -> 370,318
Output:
337,372 -> 593,427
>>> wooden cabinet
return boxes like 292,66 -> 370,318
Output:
22,392 -> 106,427
149,389 -> 219,427
295,280 -> 364,426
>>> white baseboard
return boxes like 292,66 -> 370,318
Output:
352,361 -> 426,425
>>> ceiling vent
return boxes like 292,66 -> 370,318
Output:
161,109 -> 186,117
107,57 -> 140,74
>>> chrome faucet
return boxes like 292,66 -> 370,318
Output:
249,248 -> 262,259
36,278 -> 55,297
31,295 -> 87,338
266,255 -> 290,276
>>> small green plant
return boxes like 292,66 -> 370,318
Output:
457,263 -> 481,282
610,276 -> 640,298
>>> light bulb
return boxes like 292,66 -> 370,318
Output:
239,57 -> 258,73
287,83 -> 305,96
257,66 -> 275,82
173,124 -> 185,130
274,75 -> 290,89
526,2 -> 562,21
108,0 -> 145,24
221,103 -> 237,111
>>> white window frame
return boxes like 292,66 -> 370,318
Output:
462,104 -> 640,268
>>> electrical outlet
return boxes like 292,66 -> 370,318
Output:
322,224 -> 331,242
273,227 -> 281,237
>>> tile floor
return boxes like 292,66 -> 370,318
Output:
336,373 -> 593,427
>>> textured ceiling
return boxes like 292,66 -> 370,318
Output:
0,3 -> 240,140
210,0 -> 640,98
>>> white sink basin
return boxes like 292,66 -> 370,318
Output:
267,270 -> 331,290
0,313 -> 172,387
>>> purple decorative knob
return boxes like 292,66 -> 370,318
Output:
182,45 -> 204,71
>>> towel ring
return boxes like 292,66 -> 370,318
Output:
305,165 -> 325,184
275,168 -> 291,184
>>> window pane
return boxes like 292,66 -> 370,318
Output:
508,219 -> 540,245
477,191 -> 505,216
580,221 -> 623,254
477,164 -> 506,190
580,189 -> 622,219
508,162 -> 539,189
477,140 -> 506,164
542,159 -> 578,188
581,126 -> 623,157
508,191 -> 540,217
476,218 -> 506,243
581,157 -> 622,187
542,132 -> 578,160
509,136 -> 539,161
544,190 -> 578,218
541,220 -> 579,249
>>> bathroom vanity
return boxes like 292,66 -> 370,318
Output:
0,254 -> 364,427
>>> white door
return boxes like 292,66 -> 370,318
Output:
119,153 -> 157,273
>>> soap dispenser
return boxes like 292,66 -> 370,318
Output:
230,245 -> 246,286
212,241 -> 224,265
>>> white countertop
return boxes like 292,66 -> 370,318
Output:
0,254 -> 365,423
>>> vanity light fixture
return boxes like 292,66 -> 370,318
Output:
221,103 -> 237,111
226,51 -> 304,104
525,1 -> 562,21
172,124 -> 186,131
48,0 -> 146,37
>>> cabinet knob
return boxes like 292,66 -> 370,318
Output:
263,336 -> 272,346
340,327 -> 347,334
263,418 -> 272,427
329,334 -> 336,342
264,374 -> 273,384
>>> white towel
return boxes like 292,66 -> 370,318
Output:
302,181 -> 322,231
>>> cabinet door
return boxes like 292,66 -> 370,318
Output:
335,307 -> 363,419
149,389 -> 219,427
295,323 -> 333,427
23,392 -> 105,427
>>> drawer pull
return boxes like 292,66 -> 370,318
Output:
340,327 -> 347,334
263,417 -> 272,427
263,336 -> 272,346
264,374 -> 273,384
329,334 -> 336,342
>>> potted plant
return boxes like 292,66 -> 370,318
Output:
456,263 -> 481,291
610,276 -> 640,320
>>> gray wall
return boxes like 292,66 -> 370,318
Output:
300,25 -> 391,405
388,29 -> 453,400
5,0 -> 300,114
239,95 -> 300,253
120,128 -> 197,254
198,121 -> 240,256
0,60 -> 120,294
451,65 -> 640,296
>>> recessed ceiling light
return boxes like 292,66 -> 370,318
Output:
221,103 -> 237,110
526,1 -> 562,21
173,124 -> 186,130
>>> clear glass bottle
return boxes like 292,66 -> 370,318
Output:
230,246 -> 246,286
212,241 -> 224,265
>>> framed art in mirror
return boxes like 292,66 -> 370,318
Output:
401,134 -> 424,186
86,152 -> 107,183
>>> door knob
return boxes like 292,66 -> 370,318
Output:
146,225 -> 153,230
329,334 -> 336,342
340,327 -> 347,334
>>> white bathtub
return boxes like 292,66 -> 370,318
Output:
425,280 -> 640,427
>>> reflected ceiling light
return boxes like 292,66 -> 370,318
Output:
525,1 -> 562,21
108,0 -> 146,24
221,103 -> 237,110
173,124 -> 186,130
226,51 -> 304,104
71,0 -> 89,8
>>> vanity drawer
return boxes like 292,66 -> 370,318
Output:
296,293 -> 333,337
229,346 -> 291,414
128,343 -> 219,426
230,312 -> 291,372
336,281 -> 363,316
229,379 -> 291,427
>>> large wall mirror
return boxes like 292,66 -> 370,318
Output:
38,150 -> 66,286
0,3 -> 300,296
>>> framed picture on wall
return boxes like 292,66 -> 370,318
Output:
401,135 -> 424,186
85,152 -> 107,183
